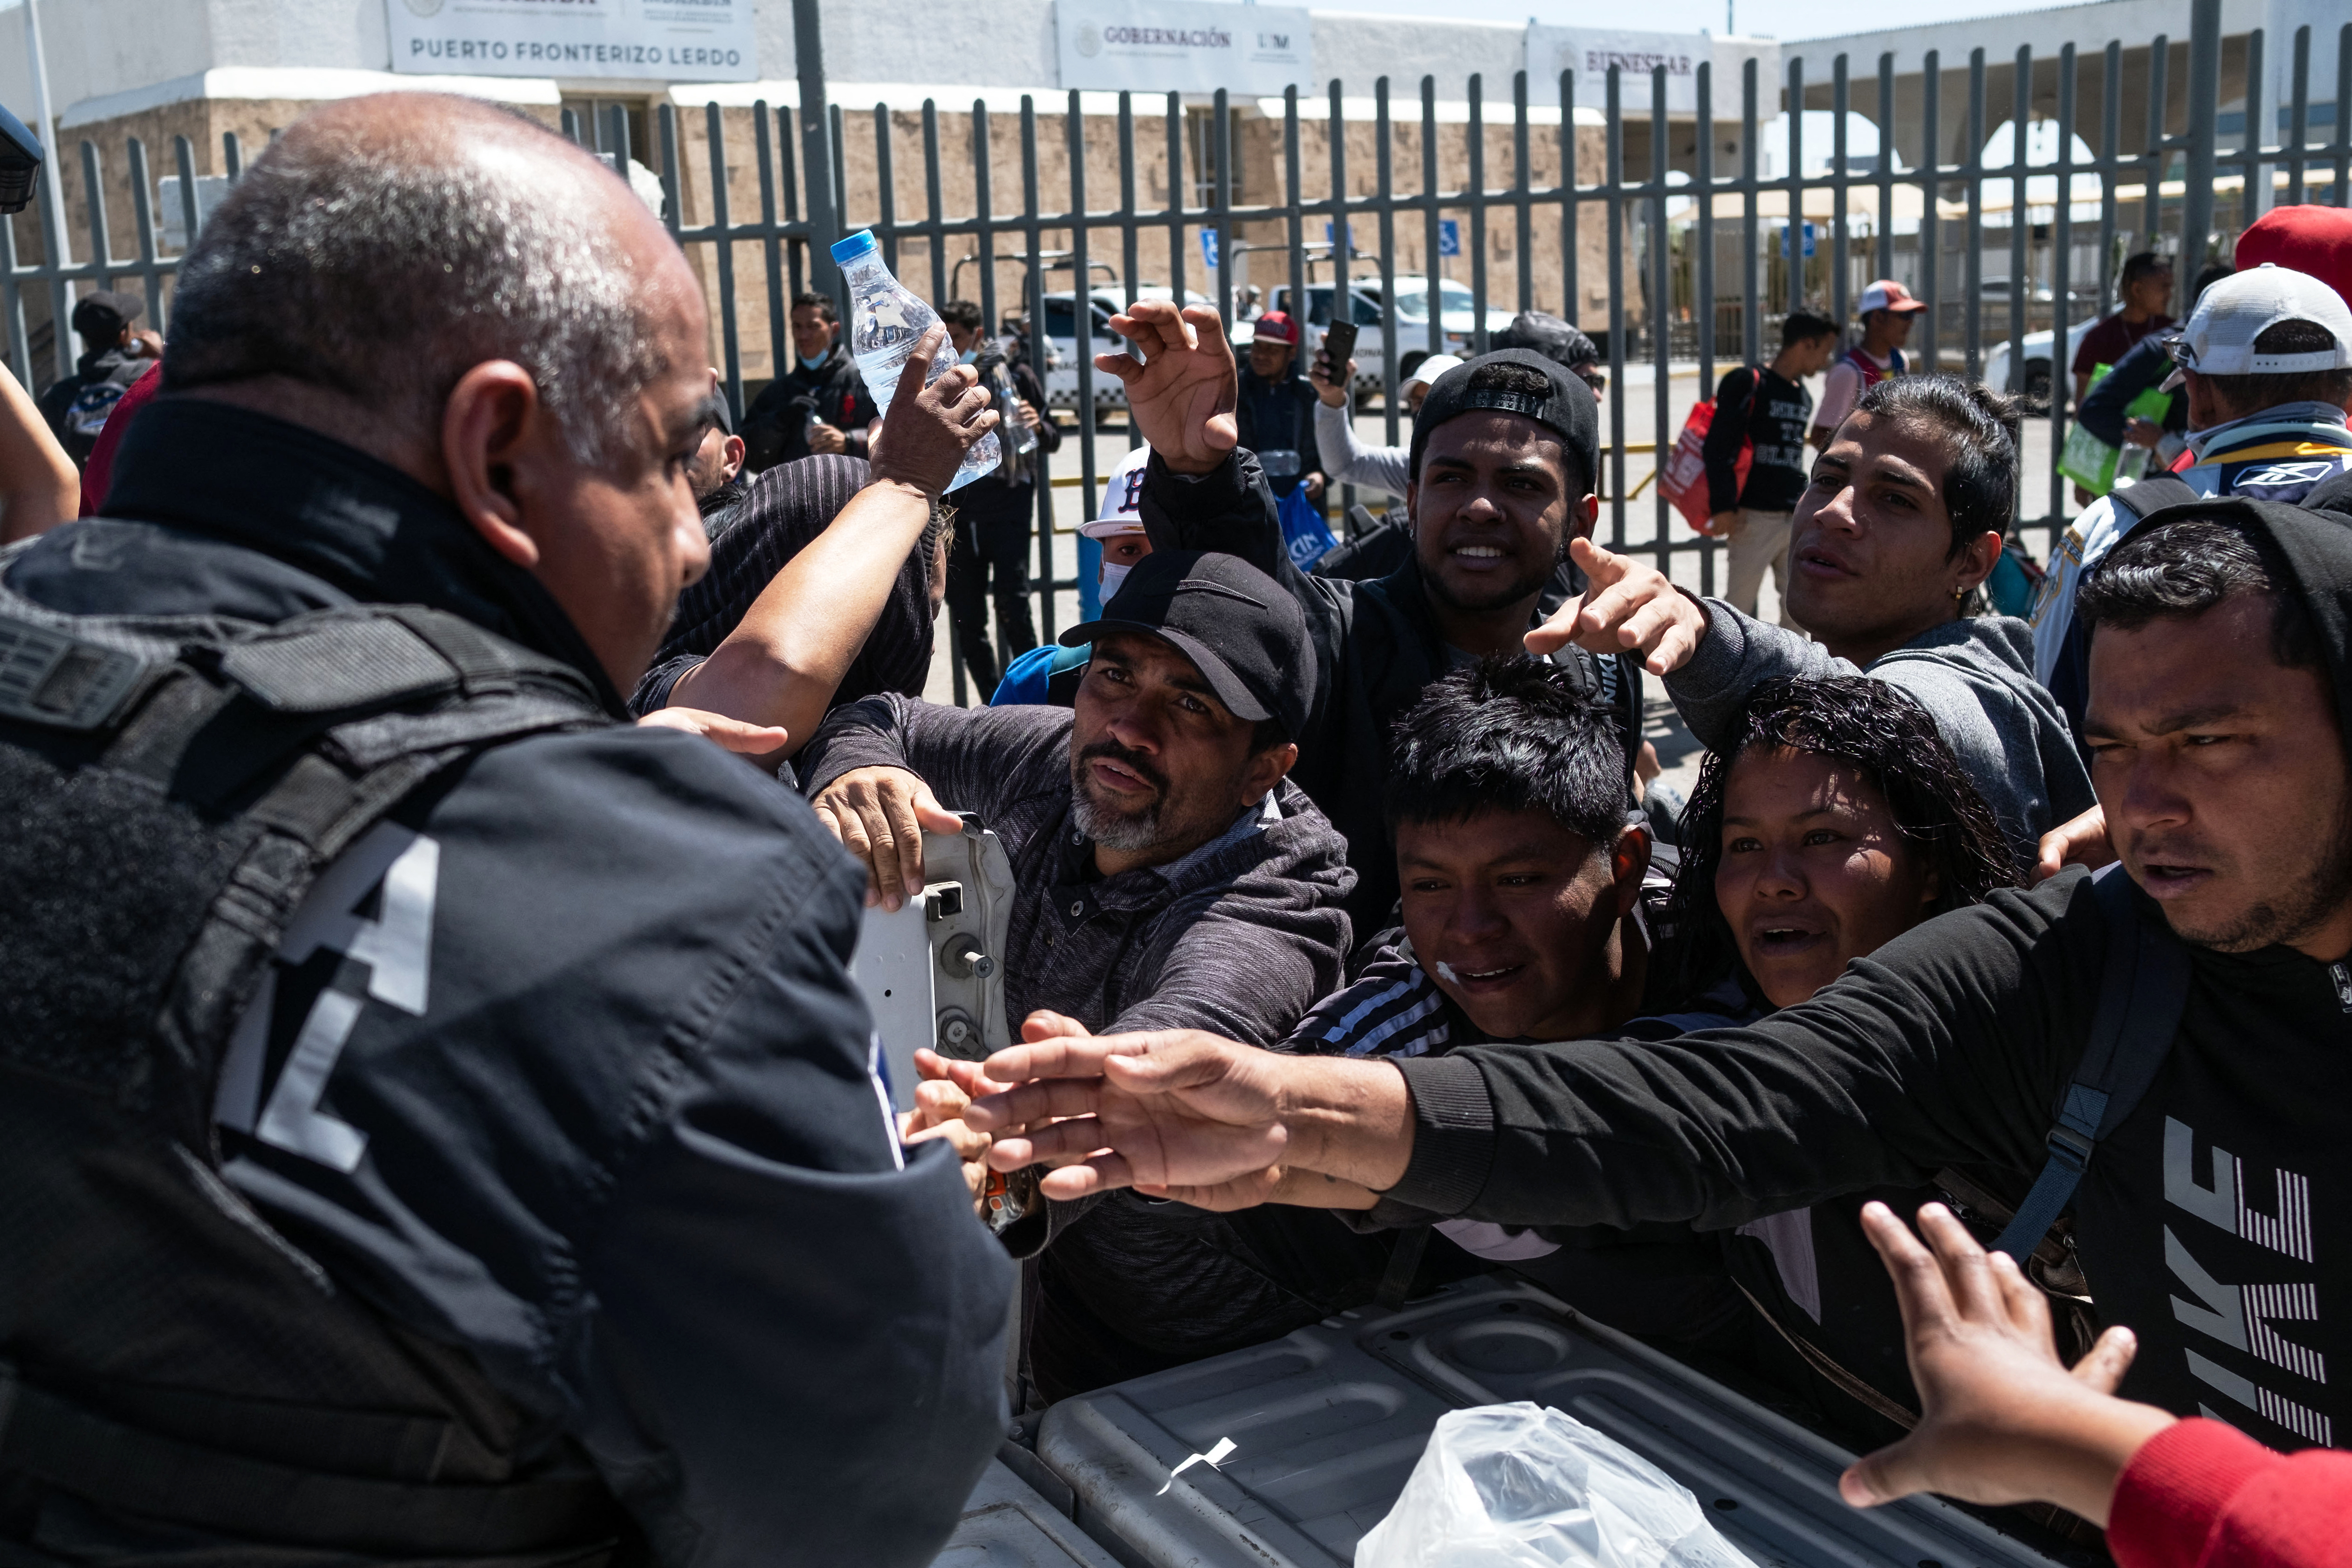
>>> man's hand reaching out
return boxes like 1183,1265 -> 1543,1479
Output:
1092,300 -> 1238,474
1525,537 -> 1711,674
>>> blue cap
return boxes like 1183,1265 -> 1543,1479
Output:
830,230 -> 878,264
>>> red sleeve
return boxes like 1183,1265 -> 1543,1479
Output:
78,360 -> 162,517
2110,1418 -> 2352,1568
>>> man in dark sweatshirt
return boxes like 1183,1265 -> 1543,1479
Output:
1703,308 -> 1840,627
971,495 -> 2352,1459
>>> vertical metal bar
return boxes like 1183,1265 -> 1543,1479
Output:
1,211 -> 27,390
1022,96 -> 1054,645
80,142 -> 112,292
658,105 -> 682,246
1877,55 -> 1895,284
1514,71 -> 1533,315
873,103 -> 898,276
35,152 -> 70,382
1965,49 -> 1984,383
1606,65 -> 1626,547
1561,68 -> 1578,337
173,134 -> 200,256
2008,49 -> 2028,399
924,103 -> 948,307
974,101 -> 997,340
1698,62 -> 1716,394
2143,34 -> 2168,258
2335,26 -> 2352,206
1469,74 -> 1489,354
1786,56 -> 1804,315
793,0 -> 841,294
1070,89 -> 1098,519
755,103 -> 788,381
2051,44 -> 2078,526
1066,89 -> 1096,642
1832,56 -> 1850,328
2287,27 -> 2310,207
1421,76 -> 1442,362
706,103 -> 744,421
1650,66 -> 1671,576
126,138 -> 160,327
2098,44 -> 2119,316
1741,58 -> 1759,366
1285,86 -> 1306,364
1214,88 -> 1234,329
780,106 -> 805,306
2180,0 -> 2221,294
1920,50 -> 1940,373
1378,78 -> 1399,449
1166,93 -> 1186,302
1119,92 -> 1140,323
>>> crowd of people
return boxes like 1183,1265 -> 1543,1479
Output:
3,91 -> 2352,1568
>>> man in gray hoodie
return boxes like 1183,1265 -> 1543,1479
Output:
1535,374 -> 2092,863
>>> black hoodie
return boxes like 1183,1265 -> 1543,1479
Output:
1377,498 -> 2352,1451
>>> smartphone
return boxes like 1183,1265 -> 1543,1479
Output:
1318,321 -> 1359,383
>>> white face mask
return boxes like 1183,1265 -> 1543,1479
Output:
1098,559 -> 1133,601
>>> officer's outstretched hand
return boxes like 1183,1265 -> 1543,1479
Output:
966,1014 -> 1293,1209
1525,537 -> 1710,675
1838,1202 -> 2172,1526
898,1049 -> 1012,1207
636,706 -> 790,757
810,764 -> 963,910
1094,299 -> 1238,476
868,324 -> 999,497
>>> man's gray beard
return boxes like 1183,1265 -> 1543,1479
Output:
2175,798 -> 2352,952
1072,787 -> 1162,852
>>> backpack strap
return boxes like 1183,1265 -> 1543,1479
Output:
1991,866 -> 2191,1260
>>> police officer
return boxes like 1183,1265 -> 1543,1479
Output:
0,94 -> 1008,1567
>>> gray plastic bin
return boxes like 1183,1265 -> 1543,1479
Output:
935,1458 -> 1127,1567
1037,1275 -> 2066,1568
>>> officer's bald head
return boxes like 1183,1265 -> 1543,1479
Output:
164,93 -> 690,469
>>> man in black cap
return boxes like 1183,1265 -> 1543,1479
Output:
37,288 -> 156,466
795,549 -> 1355,1397
1088,299 -> 1641,939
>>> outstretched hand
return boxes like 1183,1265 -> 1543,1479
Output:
1838,1202 -> 2173,1526
867,324 -> 1000,496
1093,300 -> 1238,475
965,1015 -> 1293,1208
1524,536 -> 1711,674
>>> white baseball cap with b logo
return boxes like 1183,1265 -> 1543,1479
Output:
2161,262 -> 2352,389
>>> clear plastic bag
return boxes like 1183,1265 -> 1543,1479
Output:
1354,1403 -> 1759,1568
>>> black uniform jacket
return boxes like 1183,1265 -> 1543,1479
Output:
0,398 -> 1011,1566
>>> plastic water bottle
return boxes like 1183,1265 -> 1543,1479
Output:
830,229 -> 1000,493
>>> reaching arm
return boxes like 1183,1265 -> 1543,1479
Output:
666,328 -> 993,757
0,359 -> 79,541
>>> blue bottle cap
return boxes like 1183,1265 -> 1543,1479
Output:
830,229 -> 878,264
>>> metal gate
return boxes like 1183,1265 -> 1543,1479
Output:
7,0 -> 2347,704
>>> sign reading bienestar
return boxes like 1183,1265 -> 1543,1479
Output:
1057,0 -> 1312,96
385,0 -> 758,83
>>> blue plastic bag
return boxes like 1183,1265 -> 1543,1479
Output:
1277,484 -> 1338,572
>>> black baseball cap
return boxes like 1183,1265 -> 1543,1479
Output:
70,289 -> 142,341
1059,549 -> 1311,738
1408,347 -> 1601,496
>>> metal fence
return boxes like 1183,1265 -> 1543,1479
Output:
7,0 -> 2348,704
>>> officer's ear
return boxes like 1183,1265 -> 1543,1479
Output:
440,360 -> 556,570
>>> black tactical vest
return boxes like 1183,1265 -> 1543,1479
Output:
0,581 -> 630,1566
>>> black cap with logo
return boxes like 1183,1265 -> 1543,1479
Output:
1059,549 -> 1312,739
1407,347 -> 1600,497
70,289 -> 143,343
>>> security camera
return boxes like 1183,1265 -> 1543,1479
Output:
0,103 -> 44,216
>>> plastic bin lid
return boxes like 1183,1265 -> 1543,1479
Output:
830,229 -> 878,264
